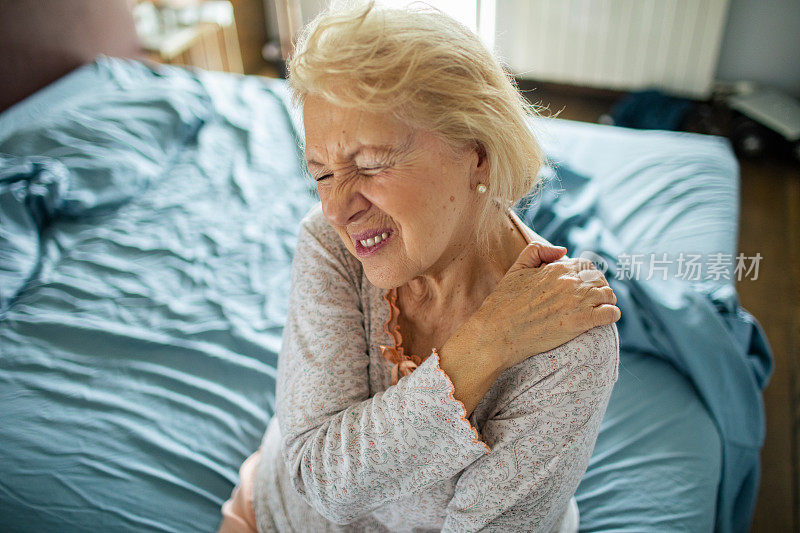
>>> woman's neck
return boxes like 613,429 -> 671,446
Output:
399,210 -> 529,313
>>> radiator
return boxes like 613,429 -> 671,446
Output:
495,0 -> 731,99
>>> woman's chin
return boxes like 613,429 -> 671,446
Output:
362,265 -> 405,290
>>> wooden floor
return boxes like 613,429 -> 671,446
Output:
738,158 -> 800,532
528,82 -> 800,532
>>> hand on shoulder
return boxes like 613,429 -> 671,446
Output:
468,243 -> 621,373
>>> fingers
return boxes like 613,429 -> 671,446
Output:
537,244 -> 568,264
577,269 -> 604,284
587,286 -> 617,306
589,304 -> 622,328
548,258 -> 610,288
557,257 -> 596,274
508,243 -> 567,272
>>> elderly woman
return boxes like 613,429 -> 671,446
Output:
219,3 -> 620,532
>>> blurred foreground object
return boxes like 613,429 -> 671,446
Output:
261,0 -> 302,78
134,0 -> 243,73
0,0 -> 144,112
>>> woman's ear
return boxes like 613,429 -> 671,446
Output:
474,141 -> 488,169
466,141 -> 489,191
469,141 -> 489,185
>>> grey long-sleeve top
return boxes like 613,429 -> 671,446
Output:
252,204 -> 619,532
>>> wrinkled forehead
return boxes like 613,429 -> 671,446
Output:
302,95 -> 415,163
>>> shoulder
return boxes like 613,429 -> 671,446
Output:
295,203 -> 363,284
542,323 -> 619,392
519,323 -> 619,386
557,323 -> 619,390
298,202 -> 332,237
297,203 -> 342,253
488,324 -> 619,415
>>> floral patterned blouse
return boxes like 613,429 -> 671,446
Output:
251,204 -> 619,532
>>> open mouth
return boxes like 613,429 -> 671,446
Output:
353,229 -> 393,258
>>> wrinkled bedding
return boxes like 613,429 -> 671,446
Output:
0,58 -> 316,531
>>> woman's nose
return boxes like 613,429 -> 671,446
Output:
321,183 -> 371,226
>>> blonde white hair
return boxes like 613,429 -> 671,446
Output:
288,1 -> 545,248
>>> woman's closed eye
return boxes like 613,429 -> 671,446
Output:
314,165 -> 387,182
359,165 -> 387,176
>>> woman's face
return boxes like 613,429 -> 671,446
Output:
303,95 -> 486,289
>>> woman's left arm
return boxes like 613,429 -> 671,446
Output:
443,324 -> 619,532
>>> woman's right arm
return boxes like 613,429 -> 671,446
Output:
276,213 -> 491,524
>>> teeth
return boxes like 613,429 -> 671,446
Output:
359,232 -> 389,248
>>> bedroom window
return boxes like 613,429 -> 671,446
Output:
377,0 -> 496,50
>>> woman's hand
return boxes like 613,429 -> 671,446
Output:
474,242 -> 621,372
438,242 -> 620,416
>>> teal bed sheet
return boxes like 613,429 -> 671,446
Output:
0,58 -> 317,532
0,58 -> 770,532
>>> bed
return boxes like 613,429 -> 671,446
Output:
0,52 -> 772,533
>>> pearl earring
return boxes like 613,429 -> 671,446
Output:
476,183 -> 487,194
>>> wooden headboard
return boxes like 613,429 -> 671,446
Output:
0,0 -> 145,112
